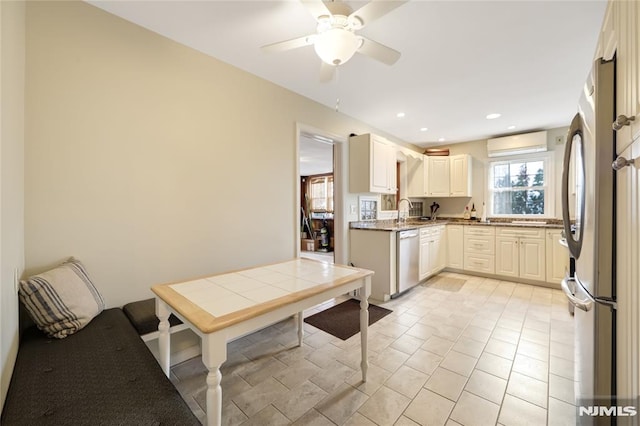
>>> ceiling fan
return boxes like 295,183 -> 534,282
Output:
261,0 -> 406,81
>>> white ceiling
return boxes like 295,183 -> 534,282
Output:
89,0 -> 607,147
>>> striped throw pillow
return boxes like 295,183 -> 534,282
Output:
19,258 -> 105,338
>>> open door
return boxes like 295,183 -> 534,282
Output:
299,133 -> 335,264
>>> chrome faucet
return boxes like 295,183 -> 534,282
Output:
397,198 -> 413,223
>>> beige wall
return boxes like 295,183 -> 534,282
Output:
416,127 -> 569,219
23,1 -> 407,309
0,0 -> 26,410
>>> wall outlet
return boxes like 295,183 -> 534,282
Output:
555,135 -> 565,145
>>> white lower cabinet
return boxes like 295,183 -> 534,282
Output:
446,225 -> 464,269
420,225 -> 446,280
495,227 -> 546,282
349,229 -> 396,301
495,236 -> 519,277
351,224 -> 561,303
419,234 -> 430,281
433,229 -> 446,273
463,226 -> 495,274
519,237 -> 546,281
545,229 -> 569,284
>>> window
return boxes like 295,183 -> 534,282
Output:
488,154 -> 553,217
308,176 -> 333,212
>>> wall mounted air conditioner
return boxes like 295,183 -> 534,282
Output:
487,130 -> 548,157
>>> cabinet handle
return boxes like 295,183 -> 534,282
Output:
612,114 -> 635,131
612,156 -> 635,170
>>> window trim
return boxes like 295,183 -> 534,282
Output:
487,152 -> 555,219
307,174 -> 334,213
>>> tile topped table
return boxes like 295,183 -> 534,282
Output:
151,258 -> 374,426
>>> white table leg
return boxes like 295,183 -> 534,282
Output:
360,276 -> 371,382
155,298 -> 171,377
297,311 -> 304,346
202,333 -> 227,426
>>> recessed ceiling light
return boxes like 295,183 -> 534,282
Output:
507,125 -> 516,130
438,138 -> 446,142
486,113 -> 502,120
397,112 -> 406,118
420,127 -> 428,132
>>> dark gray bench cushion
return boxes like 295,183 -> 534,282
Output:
122,298 -> 183,335
1,308 -> 199,425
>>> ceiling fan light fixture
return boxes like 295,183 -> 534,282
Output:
314,28 -> 360,66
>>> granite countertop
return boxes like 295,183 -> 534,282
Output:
349,218 -> 564,232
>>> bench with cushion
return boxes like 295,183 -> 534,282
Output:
122,298 -> 187,341
1,258 -> 200,425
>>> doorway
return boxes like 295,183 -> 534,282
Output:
298,132 -> 335,264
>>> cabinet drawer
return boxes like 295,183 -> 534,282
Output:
496,226 -> 545,239
420,225 -> 444,238
463,226 -> 495,236
420,227 -> 435,238
464,236 -> 495,255
464,253 -> 495,274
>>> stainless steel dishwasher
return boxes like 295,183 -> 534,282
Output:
396,229 -> 420,295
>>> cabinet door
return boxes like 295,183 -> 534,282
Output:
546,230 -> 569,284
519,238 -> 546,281
616,139 -> 640,401
450,155 -> 471,197
387,146 -> 397,195
495,237 -> 519,278
447,225 -> 464,269
428,157 -> 450,196
406,155 -> 425,197
434,233 -> 446,272
615,0 -> 640,154
428,237 -> 437,276
371,137 -> 392,193
419,238 -> 430,280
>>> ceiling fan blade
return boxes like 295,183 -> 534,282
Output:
261,35 -> 315,53
350,0 -> 407,28
319,62 -> 336,82
301,0 -> 332,21
357,37 -> 401,65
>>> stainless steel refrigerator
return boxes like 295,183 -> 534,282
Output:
561,57 -> 616,423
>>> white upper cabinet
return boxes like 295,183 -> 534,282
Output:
450,155 -> 472,197
349,134 -> 397,194
407,155 -> 429,197
427,154 -> 472,197
428,156 -> 450,196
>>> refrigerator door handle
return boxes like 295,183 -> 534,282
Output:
561,277 -> 594,312
561,113 -> 586,259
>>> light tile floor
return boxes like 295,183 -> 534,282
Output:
170,272 -> 576,426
